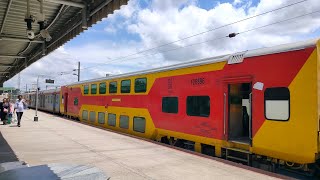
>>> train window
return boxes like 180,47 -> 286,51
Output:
119,115 -> 129,129
162,97 -> 178,113
121,80 -> 131,93
265,87 -> 290,121
109,82 -> 117,93
89,111 -> 96,123
133,117 -> 146,133
99,82 -> 106,94
98,112 -> 105,124
84,85 -> 89,94
135,78 -> 147,93
187,96 -> 210,117
82,110 -> 88,121
74,97 -> 78,105
91,84 -> 97,94
108,113 -> 116,126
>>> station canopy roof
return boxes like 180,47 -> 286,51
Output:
0,0 -> 129,84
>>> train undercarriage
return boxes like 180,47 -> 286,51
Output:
158,135 -> 320,178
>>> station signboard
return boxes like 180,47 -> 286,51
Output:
45,79 -> 54,84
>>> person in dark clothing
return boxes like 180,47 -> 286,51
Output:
1,98 -> 10,125
0,99 -> 3,124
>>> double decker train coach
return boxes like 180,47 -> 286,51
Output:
25,38 -> 320,174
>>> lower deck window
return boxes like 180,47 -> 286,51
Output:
119,115 -> 129,129
98,112 -> 105,124
133,117 -> 146,133
82,110 -> 88,121
89,111 -> 96,122
265,87 -> 290,121
108,113 -> 116,126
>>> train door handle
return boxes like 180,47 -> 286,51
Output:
249,92 -> 252,140
223,93 -> 226,136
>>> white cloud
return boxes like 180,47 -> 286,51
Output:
104,25 -> 117,34
150,0 -> 193,12
4,47 -> 78,90
118,0 -> 141,18
127,0 -> 320,61
234,0 -> 242,5
4,0 -> 320,89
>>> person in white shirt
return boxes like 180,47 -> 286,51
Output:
15,95 -> 26,127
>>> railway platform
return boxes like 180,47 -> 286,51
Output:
0,109 -> 286,179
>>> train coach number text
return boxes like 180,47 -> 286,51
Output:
191,78 -> 205,86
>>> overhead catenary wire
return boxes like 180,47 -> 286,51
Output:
25,8 -> 320,86
80,0 -> 309,71
80,9 -> 320,66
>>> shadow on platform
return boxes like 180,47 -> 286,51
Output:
0,163 -> 109,180
0,165 -> 60,180
0,131 -> 19,163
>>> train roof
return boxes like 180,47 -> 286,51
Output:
66,38 -> 319,86
23,88 -> 61,95
38,88 -> 61,94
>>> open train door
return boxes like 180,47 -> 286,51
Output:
53,93 -> 56,114
64,93 -> 68,114
223,76 -> 252,146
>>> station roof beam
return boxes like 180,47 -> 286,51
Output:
0,0 -> 129,84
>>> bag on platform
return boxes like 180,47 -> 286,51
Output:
23,103 -> 28,110
12,113 -> 17,122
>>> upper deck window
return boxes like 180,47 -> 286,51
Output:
99,82 -> 106,94
91,84 -> 97,94
109,82 -> 117,93
121,80 -> 131,93
84,85 -> 89,94
135,78 -> 147,93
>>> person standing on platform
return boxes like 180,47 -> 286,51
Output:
15,95 -> 26,127
7,98 -> 14,124
1,98 -> 10,125
0,99 -> 3,121
0,98 -> 3,123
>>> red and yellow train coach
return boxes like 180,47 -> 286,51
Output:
60,39 -> 320,173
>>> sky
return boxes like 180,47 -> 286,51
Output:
4,0 -> 320,91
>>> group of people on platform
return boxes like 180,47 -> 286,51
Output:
0,95 -> 27,127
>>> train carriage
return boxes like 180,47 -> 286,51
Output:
27,89 -> 60,114
25,38 -> 320,174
